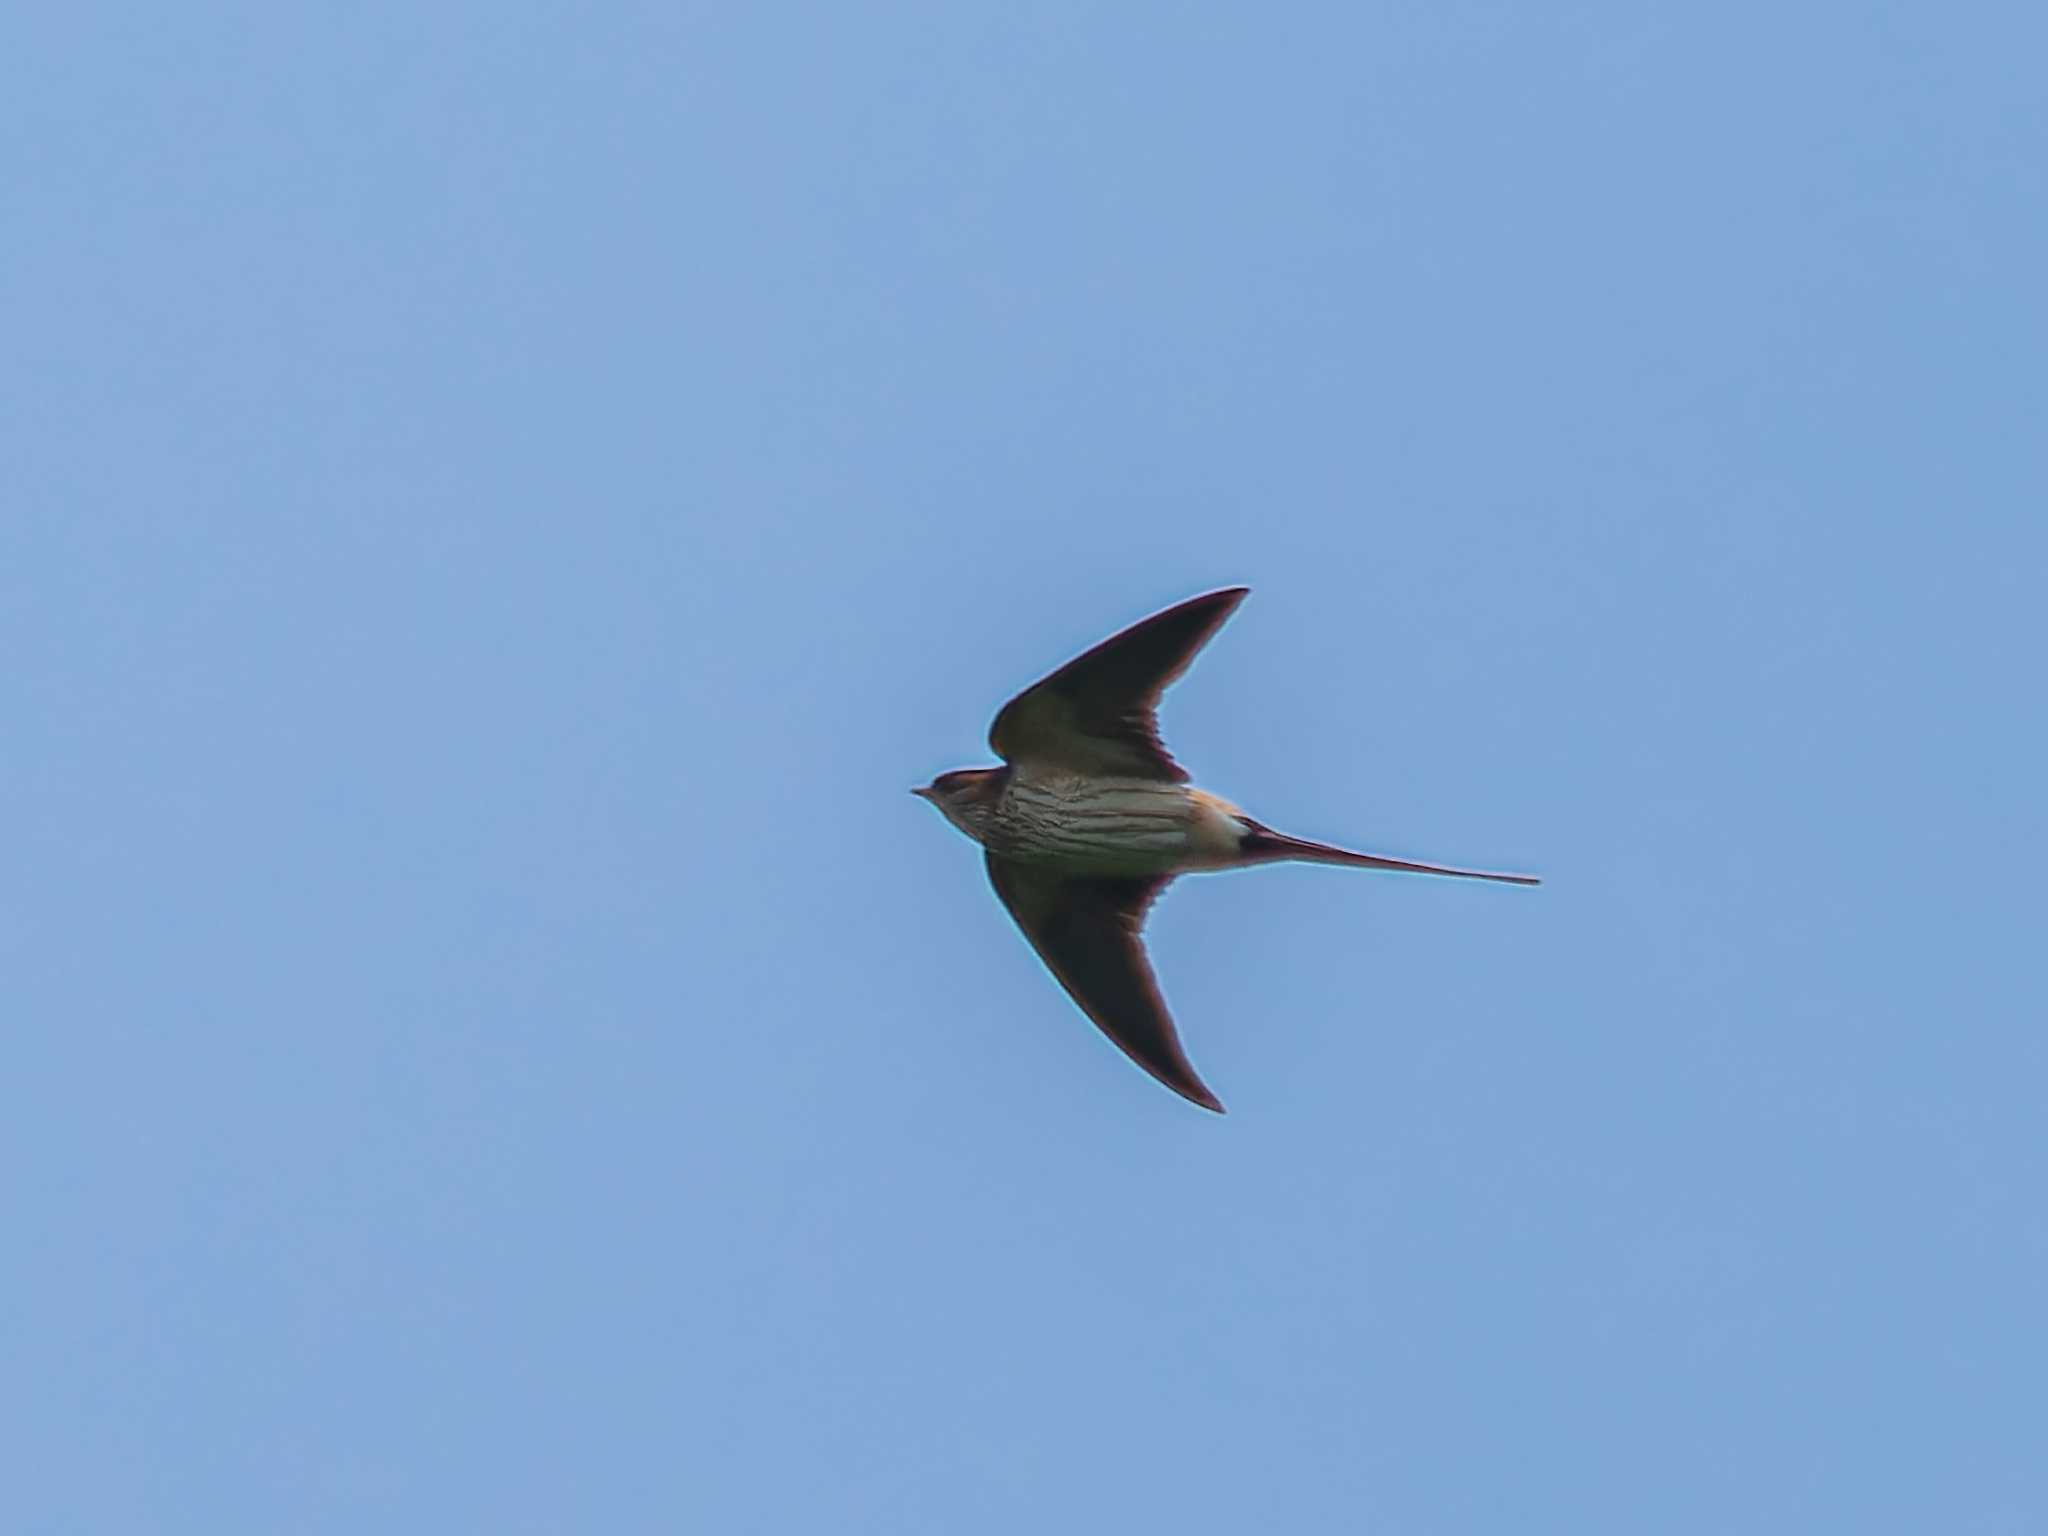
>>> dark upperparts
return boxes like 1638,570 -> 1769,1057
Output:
930,766 -> 1010,805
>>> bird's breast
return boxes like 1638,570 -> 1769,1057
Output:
990,774 -> 1247,875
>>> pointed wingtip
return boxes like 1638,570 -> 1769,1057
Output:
1175,1078 -> 1228,1114
1179,585 -> 1250,616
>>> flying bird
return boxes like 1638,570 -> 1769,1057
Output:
914,587 -> 1538,1113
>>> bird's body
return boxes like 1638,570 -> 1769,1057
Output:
915,587 -> 1537,1113
927,767 -> 1248,876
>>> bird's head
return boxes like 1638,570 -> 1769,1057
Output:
911,767 -> 1006,841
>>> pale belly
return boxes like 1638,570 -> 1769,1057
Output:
988,775 -> 1249,876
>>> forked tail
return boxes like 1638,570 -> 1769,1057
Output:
1241,825 -> 1540,886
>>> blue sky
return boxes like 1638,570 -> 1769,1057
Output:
6,4 -> 2045,1531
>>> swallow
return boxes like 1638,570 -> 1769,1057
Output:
914,587 -> 1538,1112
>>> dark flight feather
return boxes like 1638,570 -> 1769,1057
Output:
982,853 -> 1223,1113
987,587 -> 1249,782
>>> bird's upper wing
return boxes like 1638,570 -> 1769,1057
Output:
987,587 -> 1249,782
984,853 -> 1223,1113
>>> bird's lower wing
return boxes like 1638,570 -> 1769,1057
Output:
983,854 -> 1223,1113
